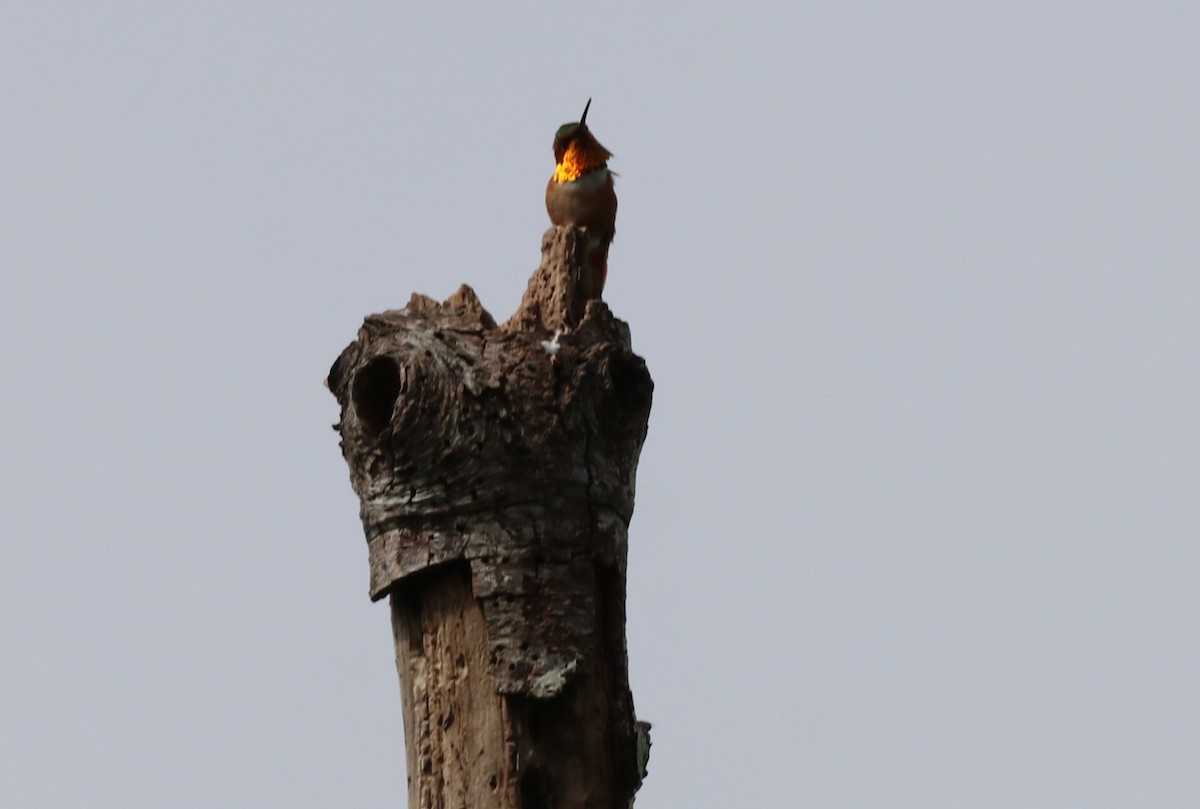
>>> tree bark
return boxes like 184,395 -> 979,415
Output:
327,227 -> 653,808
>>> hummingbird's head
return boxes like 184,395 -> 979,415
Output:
552,98 -> 612,181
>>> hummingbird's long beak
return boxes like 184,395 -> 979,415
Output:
580,98 -> 592,127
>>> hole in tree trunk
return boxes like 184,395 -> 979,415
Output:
351,356 -> 401,436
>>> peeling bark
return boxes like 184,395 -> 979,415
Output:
328,227 -> 653,808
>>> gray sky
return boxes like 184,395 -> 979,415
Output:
3,1 -> 1198,806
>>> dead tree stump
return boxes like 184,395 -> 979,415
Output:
327,227 -> 654,808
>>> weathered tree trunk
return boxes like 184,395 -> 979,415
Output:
327,227 -> 653,808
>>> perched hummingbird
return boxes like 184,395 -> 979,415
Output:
545,98 -> 617,298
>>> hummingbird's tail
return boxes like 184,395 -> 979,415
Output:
581,232 -> 611,300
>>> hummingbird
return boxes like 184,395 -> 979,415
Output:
545,98 -> 617,298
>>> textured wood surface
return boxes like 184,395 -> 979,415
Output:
392,564 -> 514,808
328,227 -> 653,807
